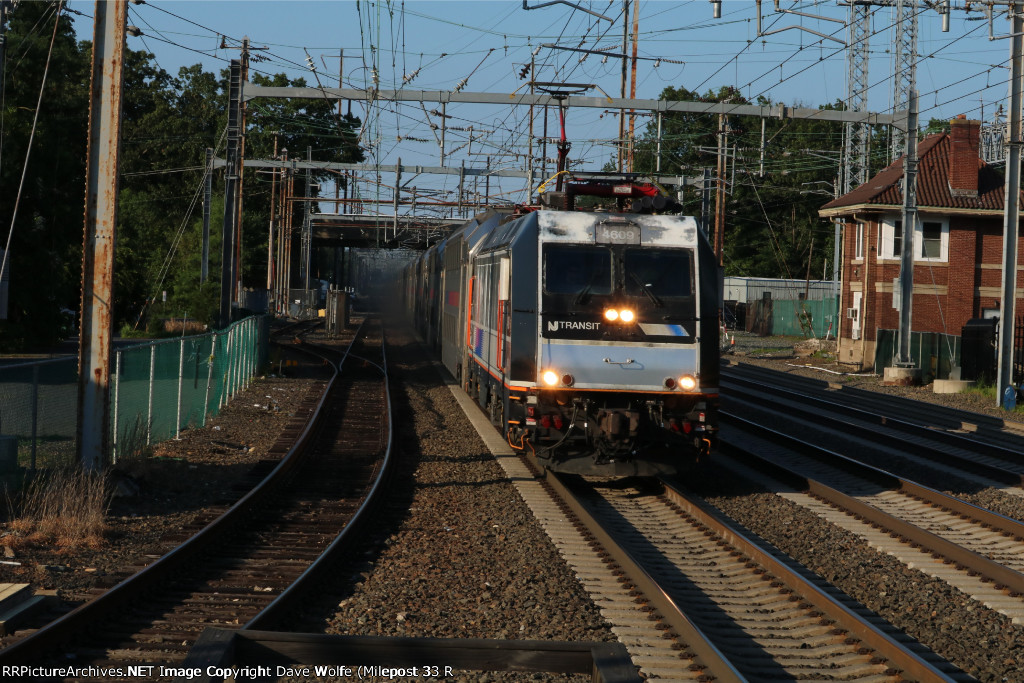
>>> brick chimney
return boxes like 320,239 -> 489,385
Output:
949,114 -> 980,198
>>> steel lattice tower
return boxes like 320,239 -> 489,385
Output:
844,2 -> 872,193
892,0 -> 918,163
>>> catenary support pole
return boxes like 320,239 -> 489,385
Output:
78,0 -> 128,472
896,90 -> 919,366
997,4 -> 1023,406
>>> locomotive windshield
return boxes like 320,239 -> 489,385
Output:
544,246 -> 612,295
623,249 -> 693,299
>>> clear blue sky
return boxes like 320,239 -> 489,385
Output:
64,0 -> 1016,203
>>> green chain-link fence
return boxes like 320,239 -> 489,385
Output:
0,315 -> 269,471
874,328 -> 961,382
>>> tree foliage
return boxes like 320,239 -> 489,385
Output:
0,2 -> 88,349
0,3 -> 362,350
631,85 -> 859,281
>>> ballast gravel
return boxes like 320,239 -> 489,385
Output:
698,464 -> 1024,682
283,329 -> 616,681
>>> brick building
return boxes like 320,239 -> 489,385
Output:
818,116 -> 1022,370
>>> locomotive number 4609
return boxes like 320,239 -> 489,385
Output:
596,225 -> 640,244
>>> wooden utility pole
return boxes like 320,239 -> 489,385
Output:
714,114 -> 728,265
618,0 -> 628,172
219,60 -> 241,328
266,136 -> 278,294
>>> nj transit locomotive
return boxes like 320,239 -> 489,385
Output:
404,200 -> 720,477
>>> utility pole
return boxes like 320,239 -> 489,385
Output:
714,114 -> 728,265
219,60 -> 242,328
219,37 -> 267,306
0,0 -> 11,320
236,38 -> 248,304
894,90 -> 919,370
627,0 -> 639,172
78,0 -> 127,472
700,167 -> 712,237
266,136 -> 277,296
618,0 -> 628,172
201,148 -> 212,283
302,146 -> 312,292
997,3 -> 1023,407
528,55 -> 535,201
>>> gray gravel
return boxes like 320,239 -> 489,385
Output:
277,327 -> 1024,682
713,331 -> 1024,682
284,328 -> 615,682
698,478 -> 1022,683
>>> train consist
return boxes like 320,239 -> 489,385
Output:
403,180 -> 720,476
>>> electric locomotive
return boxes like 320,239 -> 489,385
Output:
406,187 -> 720,477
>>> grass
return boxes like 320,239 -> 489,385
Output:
959,380 -> 1024,413
3,464 -> 112,551
1,418 -> 156,552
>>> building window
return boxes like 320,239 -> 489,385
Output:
921,221 -> 942,259
854,222 -> 864,259
880,218 -> 902,259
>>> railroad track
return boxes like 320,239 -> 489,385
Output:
721,362 -> 1024,452
719,401 -> 1024,627
540,471 -> 961,682
453,377 -> 963,682
0,318 -> 394,671
721,367 -> 1024,494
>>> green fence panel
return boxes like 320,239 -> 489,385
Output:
874,329 -> 962,381
0,358 -> 78,468
765,297 -> 839,338
112,342 -> 157,458
0,315 -> 268,470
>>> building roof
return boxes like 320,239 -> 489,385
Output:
818,132 -> 1012,218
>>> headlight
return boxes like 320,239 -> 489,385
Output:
678,374 -> 697,391
542,370 -> 560,386
603,308 -> 635,322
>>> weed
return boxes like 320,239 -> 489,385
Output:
3,465 -> 112,550
960,381 -> 995,399
113,416 -> 160,483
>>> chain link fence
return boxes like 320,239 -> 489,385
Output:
0,315 -> 269,471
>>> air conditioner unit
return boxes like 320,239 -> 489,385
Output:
846,307 -> 859,320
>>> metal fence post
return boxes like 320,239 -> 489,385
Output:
147,344 -> 155,445
221,327 -> 233,409
243,317 -> 251,387
229,324 -> 237,401
204,333 -> 216,423
112,349 -> 122,464
202,333 -> 215,423
176,337 -> 185,439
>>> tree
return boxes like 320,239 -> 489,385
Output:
631,86 -> 847,281
0,2 -> 88,350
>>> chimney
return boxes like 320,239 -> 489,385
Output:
949,114 -> 980,198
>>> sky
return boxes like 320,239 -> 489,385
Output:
62,0 -> 1018,209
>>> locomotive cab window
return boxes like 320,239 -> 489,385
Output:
624,249 -> 692,299
544,246 -> 612,295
